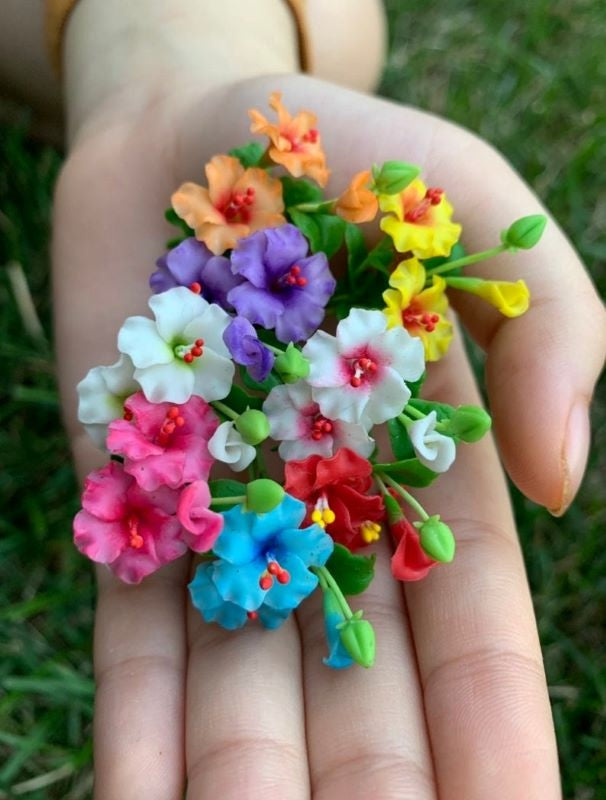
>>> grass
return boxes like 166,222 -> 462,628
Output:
1,0 -> 604,796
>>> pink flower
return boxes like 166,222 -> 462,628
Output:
73,462 -> 219,584
177,480 -> 224,550
106,392 -> 219,491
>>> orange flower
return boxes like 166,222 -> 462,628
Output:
171,155 -> 285,255
335,170 -> 379,224
249,92 -> 330,187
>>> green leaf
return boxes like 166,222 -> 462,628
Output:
288,209 -> 346,258
282,176 -> 324,208
407,370 -> 426,398
387,417 -> 415,460
228,140 -> 265,168
325,544 -> 376,596
164,206 -> 194,248
240,364 -> 281,393
344,222 -> 368,275
424,241 -> 466,277
355,235 -> 394,276
408,397 -> 456,422
373,458 -> 439,487
223,384 -> 262,414
209,479 -> 247,504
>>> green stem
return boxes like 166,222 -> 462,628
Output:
402,405 -> 425,421
291,199 -> 337,214
426,243 -> 508,276
265,342 -> 286,355
211,400 -> 239,421
376,472 -> 430,521
210,495 -> 246,506
311,565 -> 353,619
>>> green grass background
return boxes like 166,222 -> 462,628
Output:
1,1 -> 604,796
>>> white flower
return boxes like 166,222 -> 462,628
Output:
208,421 -> 256,472
263,380 -> 374,461
409,411 -> 456,473
76,354 -> 138,448
117,286 -> 234,404
302,308 -> 425,425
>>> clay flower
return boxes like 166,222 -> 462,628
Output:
228,225 -> 336,343
408,411 -> 456,473
106,392 -> 219,491
302,308 -> 425,425
117,286 -> 234,404
188,494 -> 333,629
150,238 -> 242,311
73,462 -> 218,584
177,480 -> 224,549
335,170 -> 378,224
76,354 -> 138,449
284,448 -> 385,551
249,91 -> 329,187
223,317 -> 274,382
263,380 -> 374,461
383,258 -> 453,361
445,276 -> 530,317
379,178 -> 461,258
171,155 -> 285,255
322,590 -> 355,669
390,513 -> 437,582
207,421 -> 256,473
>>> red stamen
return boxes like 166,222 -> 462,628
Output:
277,570 -> 290,585
191,346 -> 203,357
350,376 -> 362,388
184,353 -> 194,363
195,339 -> 204,347
175,416 -> 185,427
259,575 -> 273,591
123,408 -> 133,421
247,611 -> 259,620
312,431 -> 323,440
267,561 -> 280,576
189,282 -> 202,294
168,407 -> 179,419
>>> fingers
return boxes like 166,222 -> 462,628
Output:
297,541 -> 437,800
93,559 -> 189,800
405,330 -> 560,800
184,586 -> 309,799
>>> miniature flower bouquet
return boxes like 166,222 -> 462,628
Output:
74,92 -> 546,669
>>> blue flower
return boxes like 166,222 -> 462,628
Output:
322,589 -> 354,669
189,494 -> 333,629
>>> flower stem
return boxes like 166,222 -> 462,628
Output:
426,244 -> 508,276
376,472 -> 430,521
265,342 -> 286,355
402,404 -> 426,421
211,400 -> 240,421
210,495 -> 246,506
254,445 -> 268,479
312,565 -> 353,619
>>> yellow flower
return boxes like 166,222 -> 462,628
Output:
379,179 -> 461,259
446,277 -> 530,317
383,259 -> 453,361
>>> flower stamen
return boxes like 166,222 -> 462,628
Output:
404,187 -> 444,223
349,356 -> 377,388
127,514 -> 144,549
360,520 -> 381,544
311,496 -> 336,529
402,305 -> 441,333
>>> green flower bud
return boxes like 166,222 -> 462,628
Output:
418,515 -> 455,563
449,405 -> 492,443
338,614 -> 376,668
371,160 -> 420,196
235,409 -> 270,445
502,214 -> 547,250
274,343 -> 310,384
246,479 -> 284,514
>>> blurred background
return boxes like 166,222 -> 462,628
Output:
1,1 -> 604,797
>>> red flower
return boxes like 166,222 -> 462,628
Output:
284,448 -> 384,551
389,514 -> 437,582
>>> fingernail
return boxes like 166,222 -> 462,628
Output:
548,399 -> 590,517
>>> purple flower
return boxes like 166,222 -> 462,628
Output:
150,238 -> 242,310
227,225 -> 336,343
223,317 -> 274,382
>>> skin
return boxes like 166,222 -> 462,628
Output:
4,1 -> 605,797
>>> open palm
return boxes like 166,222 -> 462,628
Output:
53,75 -> 604,799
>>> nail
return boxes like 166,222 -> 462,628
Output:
548,399 -> 590,517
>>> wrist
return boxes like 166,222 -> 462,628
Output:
63,0 -> 299,146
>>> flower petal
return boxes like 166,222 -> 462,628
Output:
118,317 -> 173,369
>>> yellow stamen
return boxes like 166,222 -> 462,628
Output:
361,521 -> 381,544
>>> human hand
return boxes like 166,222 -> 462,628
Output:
53,33 -> 604,800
